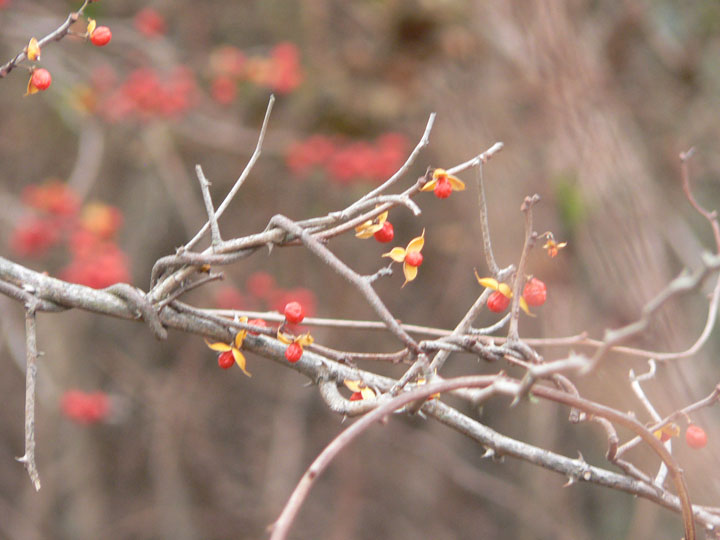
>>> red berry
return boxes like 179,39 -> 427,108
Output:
285,342 -> 303,363
373,221 -> 394,243
404,251 -> 423,267
523,278 -> 547,307
349,392 -> 363,401
685,424 -> 707,449
60,390 -> 109,424
247,318 -> 268,335
90,26 -> 112,46
487,290 -> 510,312
433,178 -> 452,199
134,8 -> 166,37
31,68 -> 51,91
218,350 -> 235,369
210,75 -> 236,105
246,271 -> 276,299
283,301 -> 305,324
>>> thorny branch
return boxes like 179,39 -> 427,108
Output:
271,374 -> 713,540
0,107 -> 718,540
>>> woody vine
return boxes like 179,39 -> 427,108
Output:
2,3 -> 720,540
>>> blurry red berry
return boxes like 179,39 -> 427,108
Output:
246,271 -> 276,299
10,217 -> 59,257
487,291 -> 510,312
213,285 -> 246,310
434,178 -> 452,199
285,342 -> 303,363
134,8 -> 166,37
210,75 -> 236,105
247,318 -> 268,335
218,350 -> 235,369
284,301 -> 305,324
90,26 -> 112,46
685,424 -> 707,449
61,390 -> 109,424
31,68 -> 51,91
404,251 -> 423,267
373,221 -> 394,243
22,180 -> 80,216
523,278 -> 547,307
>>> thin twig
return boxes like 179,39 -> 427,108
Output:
0,0 -> 91,78
507,195 -> 540,344
588,252 -> 720,371
17,303 -> 41,491
476,164 -> 500,275
267,215 -> 420,352
679,148 -> 720,252
341,114 -> 435,217
195,165 -> 223,248
446,142 -> 504,176
270,374 -> 698,540
184,95 -> 275,251
628,361 -> 670,486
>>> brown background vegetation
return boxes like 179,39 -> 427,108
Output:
1,1 -> 719,538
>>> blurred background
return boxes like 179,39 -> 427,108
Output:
1,1 -> 719,538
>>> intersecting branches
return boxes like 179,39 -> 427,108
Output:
1,102 -> 719,540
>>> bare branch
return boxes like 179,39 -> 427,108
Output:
16,303 -> 41,491
507,195 -> 540,344
0,0 -> 91,78
475,164 -> 500,275
195,165 -> 223,248
184,94 -> 275,251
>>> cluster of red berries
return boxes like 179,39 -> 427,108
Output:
213,271 -> 317,317
283,301 -> 306,363
286,133 -> 409,185
209,41 -> 302,105
10,180 -> 130,289
87,65 -> 198,122
23,14 -> 112,96
61,390 -> 110,425
487,277 -> 547,313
